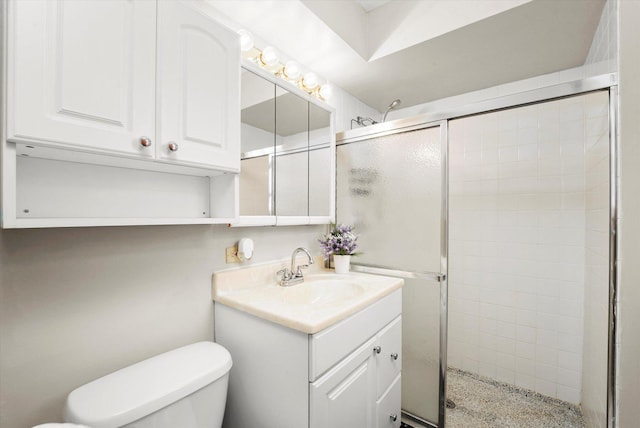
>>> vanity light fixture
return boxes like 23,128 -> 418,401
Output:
301,72 -> 319,91
281,60 -> 302,81
238,29 -> 254,52
238,29 -> 332,102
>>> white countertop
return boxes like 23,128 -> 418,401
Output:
212,257 -> 403,334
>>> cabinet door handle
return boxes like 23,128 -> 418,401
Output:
391,353 -> 399,360
140,136 -> 152,147
373,346 -> 381,354
389,413 -> 398,422
168,142 -> 179,152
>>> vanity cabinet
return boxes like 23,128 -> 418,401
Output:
7,0 -> 239,172
214,289 -> 402,428
310,316 -> 402,428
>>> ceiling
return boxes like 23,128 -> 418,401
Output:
206,0 -> 606,112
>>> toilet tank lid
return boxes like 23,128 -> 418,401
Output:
64,341 -> 232,428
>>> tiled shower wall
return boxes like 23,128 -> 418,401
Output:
448,91 -> 609,405
585,0 -> 618,74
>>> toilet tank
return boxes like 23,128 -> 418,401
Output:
65,342 -> 232,428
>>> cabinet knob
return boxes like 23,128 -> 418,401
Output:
373,346 -> 381,354
389,414 -> 398,422
168,142 -> 179,152
140,136 -> 152,147
391,353 -> 399,360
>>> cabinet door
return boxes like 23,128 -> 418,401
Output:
377,316 -> 402,397
310,337 -> 377,428
157,1 -> 240,172
8,0 -> 156,158
376,374 -> 401,428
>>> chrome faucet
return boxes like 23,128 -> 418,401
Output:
277,247 -> 314,286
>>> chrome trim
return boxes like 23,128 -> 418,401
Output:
439,121 -> 449,428
402,410 -> 438,428
607,86 -> 619,428
337,73 -> 617,144
350,263 -> 445,282
337,119 -> 444,146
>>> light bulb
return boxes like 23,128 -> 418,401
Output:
302,72 -> 319,90
283,61 -> 301,80
260,46 -> 280,67
237,29 -> 254,52
319,83 -> 333,100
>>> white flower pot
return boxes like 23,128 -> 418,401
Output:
333,255 -> 351,274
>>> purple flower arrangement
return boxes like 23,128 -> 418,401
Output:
318,224 -> 359,257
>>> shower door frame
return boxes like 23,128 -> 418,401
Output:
337,120 -> 449,428
336,72 -> 619,428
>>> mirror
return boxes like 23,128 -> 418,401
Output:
239,69 -> 275,216
237,66 -> 334,224
308,103 -> 332,217
275,86 -> 309,216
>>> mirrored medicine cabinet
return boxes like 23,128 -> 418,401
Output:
237,66 -> 335,226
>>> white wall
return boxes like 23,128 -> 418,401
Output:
616,0 -> 640,426
0,67 -> 377,428
0,224 -> 324,427
448,92 -> 609,405
581,2 -> 617,425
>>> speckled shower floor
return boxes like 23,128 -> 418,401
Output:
444,368 -> 585,428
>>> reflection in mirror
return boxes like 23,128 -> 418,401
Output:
239,69 -> 275,216
309,103 -> 332,216
275,86 -> 309,216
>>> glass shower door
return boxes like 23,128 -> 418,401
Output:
336,123 -> 447,426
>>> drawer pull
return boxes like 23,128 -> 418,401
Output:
389,413 -> 398,422
373,346 -> 381,354
168,142 -> 179,152
391,353 -> 399,360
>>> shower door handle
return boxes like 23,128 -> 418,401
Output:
349,263 -> 445,282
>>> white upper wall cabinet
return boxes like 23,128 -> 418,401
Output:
2,0 -> 241,228
7,0 -> 157,158
157,1 -> 240,171
6,0 -> 240,173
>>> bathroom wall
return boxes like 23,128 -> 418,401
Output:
448,91 -> 609,404
0,86 -> 376,428
0,225 -> 323,427
616,0 -> 640,426
584,0 -> 618,75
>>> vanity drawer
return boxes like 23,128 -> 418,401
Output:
309,289 -> 402,381
376,374 -> 401,428
376,316 -> 402,397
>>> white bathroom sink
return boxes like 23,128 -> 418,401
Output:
281,277 -> 366,306
212,258 -> 403,334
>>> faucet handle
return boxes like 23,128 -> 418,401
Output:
294,264 -> 310,277
276,268 -> 292,280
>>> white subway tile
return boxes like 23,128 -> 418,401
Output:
496,366 -> 516,384
516,341 -> 536,359
535,345 -> 558,366
535,378 -> 557,398
557,367 -> 582,389
536,363 -> 558,382
558,350 -> 583,371
516,373 -> 536,390
557,384 -> 581,404
478,361 -> 497,379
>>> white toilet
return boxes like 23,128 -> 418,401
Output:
63,342 -> 232,428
